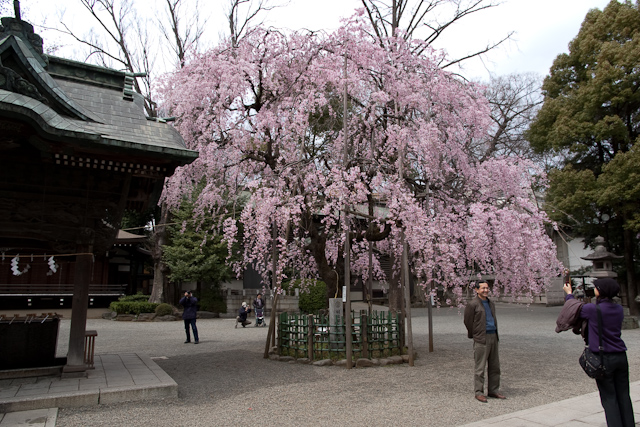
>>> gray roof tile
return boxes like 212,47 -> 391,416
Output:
0,32 -> 197,164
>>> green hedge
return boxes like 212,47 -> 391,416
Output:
198,286 -> 227,313
109,300 -> 159,315
284,279 -> 327,313
155,303 -> 174,316
117,293 -> 151,303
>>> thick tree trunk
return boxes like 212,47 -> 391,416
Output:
622,222 -> 638,316
306,207 -> 392,303
307,220 -> 340,301
318,257 -> 341,302
149,203 -> 179,304
387,251 -> 403,315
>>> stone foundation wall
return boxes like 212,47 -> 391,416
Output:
220,292 -> 299,318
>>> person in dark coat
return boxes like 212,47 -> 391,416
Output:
253,293 -> 266,327
563,278 -> 635,426
179,291 -> 199,344
237,302 -> 252,327
253,293 -> 265,311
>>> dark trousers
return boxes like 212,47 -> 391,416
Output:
473,333 -> 500,396
184,318 -> 199,342
596,352 -> 635,427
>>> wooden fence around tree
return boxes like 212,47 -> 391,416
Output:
277,310 -> 402,360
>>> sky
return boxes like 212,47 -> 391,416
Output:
274,0 -> 612,80
18,0 -> 612,82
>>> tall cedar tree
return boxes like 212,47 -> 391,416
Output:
527,0 -> 640,314
162,194 -> 233,290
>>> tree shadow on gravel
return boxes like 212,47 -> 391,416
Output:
155,349 -> 327,400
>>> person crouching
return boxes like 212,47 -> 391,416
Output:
237,302 -> 252,327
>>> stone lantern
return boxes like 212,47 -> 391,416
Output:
580,236 -> 623,278
582,236 -> 637,329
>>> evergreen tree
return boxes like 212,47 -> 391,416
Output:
162,189 -> 233,290
528,0 -> 640,313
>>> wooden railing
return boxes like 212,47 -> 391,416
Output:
0,284 -> 126,296
84,330 -> 98,369
278,310 -> 402,361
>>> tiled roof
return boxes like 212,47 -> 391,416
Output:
0,25 -> 197,164
55,78 -> 196,160
0,34 -> 101,122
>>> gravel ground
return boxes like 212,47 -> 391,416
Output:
53,304 -> 640,426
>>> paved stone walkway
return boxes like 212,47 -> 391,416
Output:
461,381 -> 640,426
0,353 -> 176,413
0,408 -> 57,427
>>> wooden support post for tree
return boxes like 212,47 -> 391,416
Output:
402,236 -> 414,365
277,312 -> 283,354
399,260 -> 406,348
396,100 -> 414,365
343,213 -> 352,367
264,219 -> 279,358
307,314 -> 313,360
264,293 -> 278,358
428,284 -> 434,352
343,53 -> 352,369
368,241 -> 373,315
361,312 -> 369,359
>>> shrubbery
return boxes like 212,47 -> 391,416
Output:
155,303 -> 174,316
118,293 -> 151,303
109,294 -> 158,315
198,286 -> 227,313
285,279 -> 327,313
109,300 -> 158,315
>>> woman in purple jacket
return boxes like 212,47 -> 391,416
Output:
563,278 -> 634,426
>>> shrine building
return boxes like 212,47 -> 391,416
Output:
0,15 -> 197,373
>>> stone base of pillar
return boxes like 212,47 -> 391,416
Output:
62,365 -> 88,378
622,315 -> 639,330
621,307 -> 639,330
545,277 -> 566,306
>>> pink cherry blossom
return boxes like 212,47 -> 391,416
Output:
159,15 -> 562,304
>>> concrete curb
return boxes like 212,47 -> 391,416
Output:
0,390 -> 99,413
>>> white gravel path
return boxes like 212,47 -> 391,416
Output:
53,304 -> 640,426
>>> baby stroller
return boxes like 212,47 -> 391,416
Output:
254,307 -> 266,327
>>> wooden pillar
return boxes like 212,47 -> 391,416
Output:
64,244 -> 93,373
402,236 -> 414,366
307,314 -> 313,360
361,312 -> 369,359
264,219 -> 279,358
428,284 -> 434,352
342,54 -> 352,369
